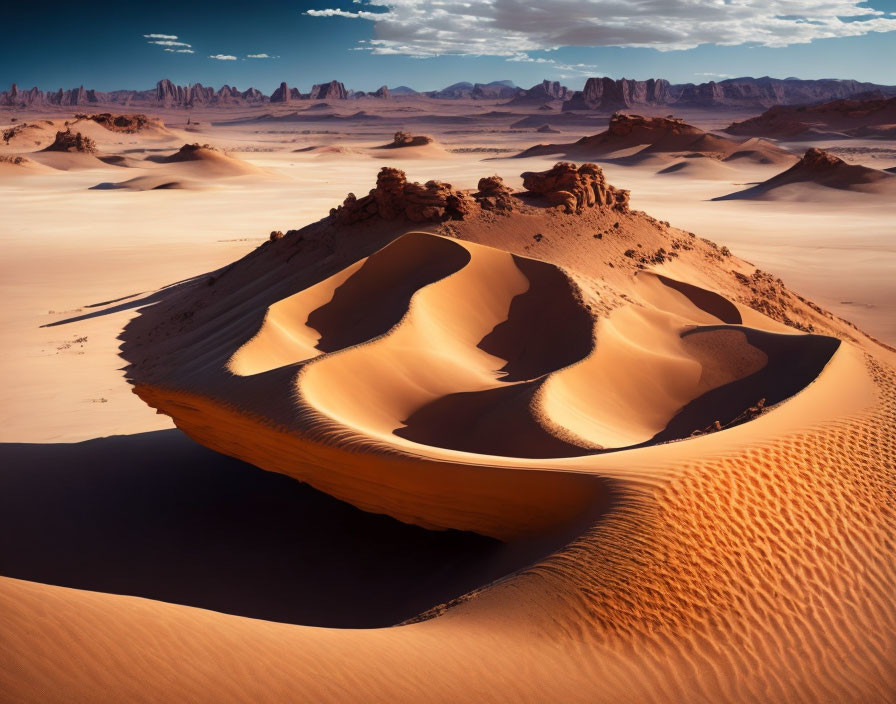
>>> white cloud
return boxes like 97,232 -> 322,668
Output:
247,53 -> 275,58
695,72 -> 734,78
506,52 -> 597,76
164,48 -> 195,54
305,0 -> 896,56
305,8 -> 384,19
144,33 -> 178,40
209,54 -> 238,60
149,40 -> 192,47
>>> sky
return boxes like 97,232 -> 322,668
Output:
1,0 -> 895,93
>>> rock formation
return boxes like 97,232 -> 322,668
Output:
330,168 -> 472,224
506,80 -> 570,105
714,147 -> 896,200
563,78 -> 671,111
521,162 -> 630,213
473,176 -> 515,211
470,81 -> 519,99
726,96 -> 896,139
372,86 -> 390,99
310,81 -> 348,100
42,129 -> 97,153
161,143 -> 219,162
332,163 -> 630,224
270,82 -> 291,103
672,76 -> 896,108
74,113 -> 152,133
516,113 -> 794,165
386,131 -> 434,148
156,79 -> 185,106
241,87 -> 265,102
3,75 -> 895,109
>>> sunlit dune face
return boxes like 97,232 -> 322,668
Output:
231,232 -> 839,459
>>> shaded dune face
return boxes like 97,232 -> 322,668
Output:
232,233 -> 838,460
308,235 -> 471,353
650,327 -> 840,444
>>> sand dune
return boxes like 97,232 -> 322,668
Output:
516,113 -> 795,166
294,144 -> 371,158
716,147 -> 896,200
657,155 -> 737,177
90,174 -> 200,191
145,143 -> 266,178
1,119 -> 58,149
371,131 -> 451,158
0,153 -> 55,176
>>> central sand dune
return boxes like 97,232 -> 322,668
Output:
4,162 -> 894,703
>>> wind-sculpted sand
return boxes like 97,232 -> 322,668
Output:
1,104 -> 895,704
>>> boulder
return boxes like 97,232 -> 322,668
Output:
330,167 -> 472,224
42,129 -> 97,153
521,162 -> 630,213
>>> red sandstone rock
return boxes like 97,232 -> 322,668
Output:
331,167 -> 472,224
42,129 -> 97,153
521,162 -> 630,213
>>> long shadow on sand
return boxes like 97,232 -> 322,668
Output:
0,430 -> 535,628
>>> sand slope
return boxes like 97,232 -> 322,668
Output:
516,113 -> 795,166
716,147 -> 896,200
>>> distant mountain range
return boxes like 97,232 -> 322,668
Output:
2,76 -> 894,110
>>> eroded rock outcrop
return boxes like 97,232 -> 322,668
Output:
270,82 -> 291,103
521,162 -> 630,213
563,77 -> 671,112
42,129 -> 97,153
75,113 -> 152,133
606,112 -> 697,139
726,96 -> 896,139
331,164 -> 629,224
162,143 -> 218,161
473,176 -> 515,212
331,167 -> 472,224
798,147 -> 847,171
387,131 -> 434,147
310,80 -> 348,100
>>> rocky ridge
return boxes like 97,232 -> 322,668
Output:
330,162 -> 628,225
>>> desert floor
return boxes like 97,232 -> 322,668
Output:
1,102 -> 894,703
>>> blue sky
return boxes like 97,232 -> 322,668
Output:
1,0 -> 895,93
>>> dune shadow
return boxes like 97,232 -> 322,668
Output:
307,233 -> 470,353
648,326 -> 840,443
478,255 -> 594,382
396,381 -> 588,458
0,429 -> 542,628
